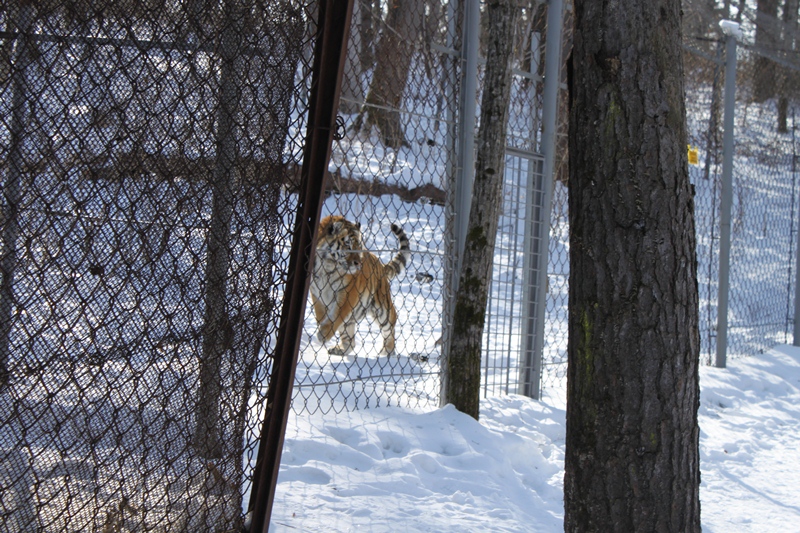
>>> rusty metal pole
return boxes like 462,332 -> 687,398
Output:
246,0 -> 353,531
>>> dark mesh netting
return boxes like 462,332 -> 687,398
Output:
0,1 -> 314,530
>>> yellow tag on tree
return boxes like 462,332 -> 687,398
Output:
687,145 -> 699,165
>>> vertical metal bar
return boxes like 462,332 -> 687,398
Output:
455,0 -> 479,271
716,21 -> 739,368
519,0 -> 562,399
246,1 -> 353,531
792,110 -> 800,346
0,2 -> 34,390
517,32 -> 541,396
440,0 -> 457,404
505,155 -> 522,395
442,0 -> 479,405
787,107 -> 798,343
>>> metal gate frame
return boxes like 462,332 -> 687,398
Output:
246,1 -> 354,531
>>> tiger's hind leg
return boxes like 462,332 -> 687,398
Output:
380,319 -> 396,356
329,319 -> 356,356
374,298 -> 397,356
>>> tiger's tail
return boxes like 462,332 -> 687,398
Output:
384,223 -> 410,280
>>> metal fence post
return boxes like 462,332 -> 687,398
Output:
246,0 -> 353,530
519,0 -> 562,399
792,108 -> 800,346
715,20 -> 740,368
455,0 -> 479,274
441,0 -> 479,405
0,2 -> 34,390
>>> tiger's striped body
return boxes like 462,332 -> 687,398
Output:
311,215 -> 410,356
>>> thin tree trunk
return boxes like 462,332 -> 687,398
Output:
359,0 -> 378,70
445,0 -> 518,419
778,0 -> 798,133
565,0 -> 701,529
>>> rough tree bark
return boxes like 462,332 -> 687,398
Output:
444,0 -> 518,419
565,0 -> 701,530
357,0 -> 424,148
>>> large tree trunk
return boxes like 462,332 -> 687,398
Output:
358,0 -> 379,70
339,0 -> 364,113
444,0 -> 518,419
359,0 -> 424,148
565,0 -> 701,529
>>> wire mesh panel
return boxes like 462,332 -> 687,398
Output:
725,47 -> 800,357
0,1 -> 314,530
480,0 -> 567,400
683,35 -> 726,365
539,178 -> 568,400
683,0 -> 800,362
482,152 -> 541,397
290,0 -> 458,414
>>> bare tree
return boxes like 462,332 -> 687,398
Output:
754,0 -> 780,102
356,0 -> 424,148
340,0 -> 365,113
444,0 -> 519,419
359,0 -> 380,70
565,0 -> 701,529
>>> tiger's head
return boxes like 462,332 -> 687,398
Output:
316,215 -> 364,273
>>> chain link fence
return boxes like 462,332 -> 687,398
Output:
289,0 -> 565,407
12,0 -> 799,526
0,0 -> 314,530
683,27 -> 726,365
290,0 -> 457,415
480,0 -> 570,401
683,0 -> 800,364
531,1 -> 800,393
539,175 -> 568,400
538,1 -> 570,401
480,0 -> 542,398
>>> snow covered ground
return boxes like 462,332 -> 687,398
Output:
271,344 -> 800,532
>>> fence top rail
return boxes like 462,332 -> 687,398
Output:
682,42 -> 725,66
505,146 -> 545,161
430,41 -> 545,84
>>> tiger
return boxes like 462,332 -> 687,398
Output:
310,215 -> 410,356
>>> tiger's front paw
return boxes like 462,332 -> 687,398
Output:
329,344 -> 353,356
